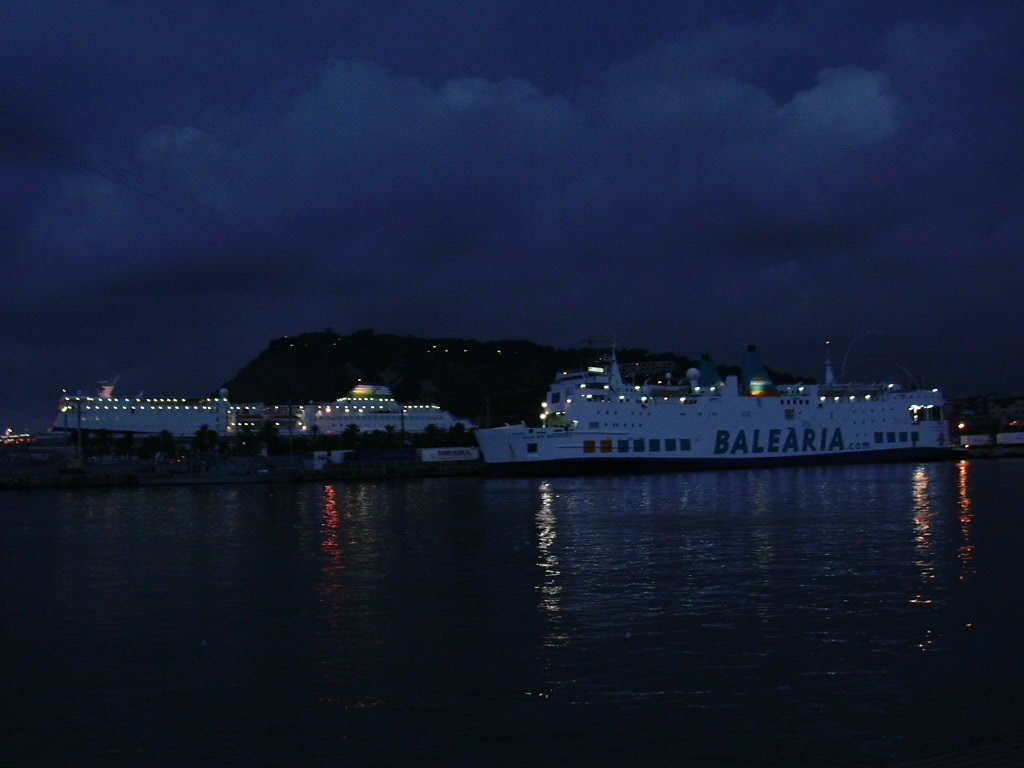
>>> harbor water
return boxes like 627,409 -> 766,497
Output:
3,459 -> 1023,765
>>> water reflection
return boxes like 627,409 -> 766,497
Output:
911,465 -> 935,598
750,474 -> 775,562
956,461 -> 976,580
317,484 -> 349,693
320,484 -> 348,593
536,481 -> 567,649
910,465 -> 941,653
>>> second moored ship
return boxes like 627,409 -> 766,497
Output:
53,383 -> 468,437
474,345 -> 952,475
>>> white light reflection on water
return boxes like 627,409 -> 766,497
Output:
749,474 -> 777,628
535,481 -> 567,650
910,464 -> 940,652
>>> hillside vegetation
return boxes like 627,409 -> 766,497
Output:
222,329 -> 805,427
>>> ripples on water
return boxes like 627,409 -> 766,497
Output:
2,460 -> 1022,766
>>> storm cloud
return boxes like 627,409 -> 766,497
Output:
2,2 -> 1022,429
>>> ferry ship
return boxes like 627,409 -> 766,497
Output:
53,382 -> 232,437
52,382 -> 467,437
302,384 -> 470,435
474,345 -> 953,475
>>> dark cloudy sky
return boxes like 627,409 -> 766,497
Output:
2,1 -> 1022,430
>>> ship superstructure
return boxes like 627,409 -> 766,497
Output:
474,345 -> 951,474
302,384 -> 468,435
52,382 -> 466,437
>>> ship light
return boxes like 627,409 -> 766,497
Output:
798,386 -> 805,393
820,396 -> 826,402
849,395 -> 856,401
865,394 -> 871,400
932,389 -> 938,393
958,422 -> 966,430
834,397 -> 840,402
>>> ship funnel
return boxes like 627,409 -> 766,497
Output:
697,353 -> 722,388
97,376 -> 119,399
824,340 -> 836,386
741,345 -> 775,396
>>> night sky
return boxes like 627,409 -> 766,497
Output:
3,2 -> 1022,430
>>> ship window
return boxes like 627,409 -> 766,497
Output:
665,438 -> 677,451
785,409 -> 795,420
633,439 -> 645,452
600,439 -> 613,453
874,432 -> 883,443
899,432 -> 907,442
617,440 -> 629,453
680,438 -> 691,451
589,421 -> 599,429
649,439 -> 660,452
551,392 -> 561,404
932,407 -> 943,421
527,442 -> 538,453
887,432 -> 896,443
912,432 -> 919,443
583,440 -> 596,453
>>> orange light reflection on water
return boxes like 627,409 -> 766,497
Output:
322,484 -> 342,558
956,460 -> 975,580
319,484 -> 347,637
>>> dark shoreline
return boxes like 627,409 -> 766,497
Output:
4,447 -> 1021,491
0,459 -> 484,490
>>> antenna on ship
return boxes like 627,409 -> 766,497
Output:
608,348 -> 624,389
839,331 -> 883,383
824,341 -> 836,386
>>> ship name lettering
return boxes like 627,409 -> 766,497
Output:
804,429 -> 816,451
714,428 -> 845,455
751,430 -> 764,453
782,428 -> 799,452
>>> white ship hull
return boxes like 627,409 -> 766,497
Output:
475,349 -> 952,475
53,395 -> 231,437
